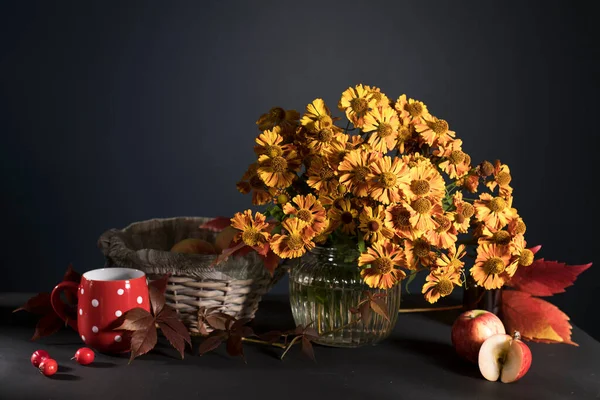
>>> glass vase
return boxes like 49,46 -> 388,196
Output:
288,246 -> 401,347
462,275 -> 503,317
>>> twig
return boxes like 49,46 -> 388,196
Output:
242,337 -> 287,349
398,305 -> 463,313
280,336 -> 301,360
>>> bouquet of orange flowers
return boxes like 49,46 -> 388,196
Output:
229,84 -> 540,304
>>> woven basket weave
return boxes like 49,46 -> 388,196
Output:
97,217 -> 283,335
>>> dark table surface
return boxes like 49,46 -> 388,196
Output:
1,292 -> 599,400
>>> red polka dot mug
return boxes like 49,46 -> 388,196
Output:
51,267 -> 150,353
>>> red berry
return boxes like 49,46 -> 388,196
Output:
39,359 -> 58,377
73,347 -> 95,365
30,350 -> 50,368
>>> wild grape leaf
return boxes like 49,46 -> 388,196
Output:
13,292 -> 53,315
226,335 -> 245,360
157,306 -> 192,349
259,250 -> 281,275
206,313 -> 234,331
115,308 -> 155,331
198,333 -> 226,355
507,259 -> 592,297
301,337 -> 315,361
62,264 -> 82,305
129,327 -> 158,363
370,299 -> 390,322
149,274 -> 170,295
359,301 -> 372,325
149,285 -> 166,316
199,216 -> 232,232
32,313 -> 64,341
502,290 -> 576,345
158,321 -> 186,359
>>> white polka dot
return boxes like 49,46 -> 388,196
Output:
117,288 -> 124,295
137,296 -> 143,304
79,309 -> 83,315
115,310 -> 122,317
125,283 -> 131,289
80,288 -> 84,295
114,335 -> 122,342
91,299 -> 99,307
81,335 -> 86,342
92,326 -> 98,333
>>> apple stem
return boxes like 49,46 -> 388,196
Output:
513,331 -> 521,340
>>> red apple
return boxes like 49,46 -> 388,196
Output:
451,309 -> 506,363
478,332 -> 532,383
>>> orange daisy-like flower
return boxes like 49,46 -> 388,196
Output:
408,196 -> 444,233
306,156 -> 339,195
434,139 -> 472,179
508,234 -> 535,269
338,84 -> 377,128
338,150 -> 376,197
404,236 -> 437,269
270,218 -> 315,259
312,218 -> 335,245
486,160 -> 513,196
257,145 -> 302,189
358,205 -> 394,244
305,125 -> 344,155
230,210 -> 271,254
358,241 -> 407,290
395,118 -> 416,153
363,106 -> 400,153
422,266 -> 462,304
471,243 -> 513,290
256,107 -> 300,135
369,156 -> 410,204
424,213 -> 458,249
323,133 -> 350,168
282,194 -> 328,239
473,193 -> 518,231
415,114 -> 456,147
394,94 -> 430,124
507,217 -> 527,236
384,203 -> 417,239
254,127 -> 290,157
365,86 -> 392,109
236,163 -> 272,205
400,158 -> 446,203
300,98 -> 334,133
457,174 -> 480,193
437,244 -> 466,271
451,192 -> 474,233
328,199 -> 358,235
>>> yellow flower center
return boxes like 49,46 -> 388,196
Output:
492,230 -> 511,245
265,145 -> 283,158
436,278 -> 454,296
271,156 -> 288,173
461,203 -> 475,218
394,209 -> 411,228
296,209 -> 313,223
354,166 -> 371,181
351,98 -> 369,114
367,220 -> 380,232
413,239 -> 430,258
317,128 -> 334,143
269,107 -> 286,122
464,154 -> 471,166
496,171 -> 512,186
287,234 -> 304,251
447,259 -> 462,270
317,115 -> 333,129
377,123 -> 393,138
341,211 -> 354,224
449,150 -> 465,165
337,184 -> 347,194
519,249 -> 534,266
397,126 -> 411,141
488,197 -> 507,212
372,257 -> 394,274
241,228 -> 262,247
480,161 -> 495,177
514,220 -> 527,235
410,179 -> 430,196
435,216 -> 452,232
370,92 -> 383,103
483,257 -> 506,275
413,197 -> 432,214
431,119 -> 449,135
380,172 -> 397,188
277,194 -> 289,204
406,102 -> 424,118
249,175 -> 264,189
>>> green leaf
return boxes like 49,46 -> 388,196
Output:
404,271 -> 418,295
357,235 -> 366,253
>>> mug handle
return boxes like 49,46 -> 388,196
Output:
50,281 -> 79,332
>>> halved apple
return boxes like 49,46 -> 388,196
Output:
478,332 -> 532,383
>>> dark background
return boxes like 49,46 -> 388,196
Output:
1,1 -> 598,339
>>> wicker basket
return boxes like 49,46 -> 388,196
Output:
97,217 -> 283,335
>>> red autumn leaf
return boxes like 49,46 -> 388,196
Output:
301,336 -> 316,361
62,264 -> 82,305
129,327 -> 158,363
199,216 -> 232,232
507,259 -> 592,297
115,308 -> 155,331
226,335 -> 245,360
502,290 -> 576,345
157,306 -> 192,346
32,313 -> 64,341
370,299 -> 390,322
205,313 -> 234,331
198,333 -> 226,355
149,285 -> 166,316
259,250 -> 281,275
13,292 -> 53,315
359,301 -> 372,325
157,321 -> 187,359
149,274 -> 170,295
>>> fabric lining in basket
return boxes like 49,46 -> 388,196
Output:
98,217 -> 283,334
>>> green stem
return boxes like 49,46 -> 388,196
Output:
280,336 -> 301,360
241,337 -> 287,349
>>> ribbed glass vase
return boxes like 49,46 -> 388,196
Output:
288,246 -> 401,347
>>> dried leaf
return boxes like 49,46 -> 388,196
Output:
370,299 -> 390,322
149,285 -> 166,316
129,327 -> 158,363
502,290 -> 576,345
114,308 -> 155,331
149,274 -> 170,295
199,216 -> 232,232
359,301 -> 372,325
62,264 -> 82,305
349,307 -> 360,314
157,306 -> 192,347
31,313 -> 64,341
226,335 -> 245,360
507,259 -> 592,297
14,292 -> 53,315
259,330 -> 283,344
206,313 -> 233,331
259,250 -> 281,275
158,322 -> 186,359
301,336 -> 316,361
198,334 -> 225,355
302,327 -> 319,341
